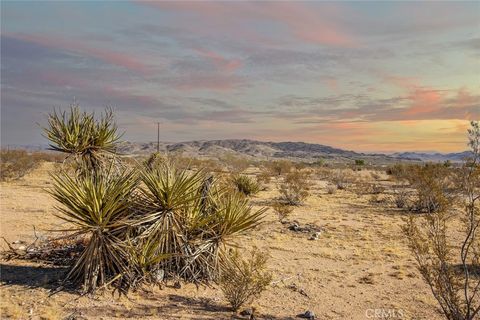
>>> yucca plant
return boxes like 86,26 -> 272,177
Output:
49,165 -> 138,292
231,174 -> 260,196
43,105 -> 122,173
135,160 -> 266,282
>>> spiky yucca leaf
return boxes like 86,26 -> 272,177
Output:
49,167 -> 138,292
43,106 -> 122,172
136,161 -> 266,282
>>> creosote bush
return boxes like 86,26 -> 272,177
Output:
231,174 -> 260,196
405,163 -> 455,213
404,121 -> 480,320
219,248 -> 272,311
265,160 -> 292,176
278,169 -> 311,205
271,201 -> 294,221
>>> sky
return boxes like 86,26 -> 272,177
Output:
1,1 -> 479,153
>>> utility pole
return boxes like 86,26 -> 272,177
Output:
156,122 -> 160,153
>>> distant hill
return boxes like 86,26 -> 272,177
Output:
5,139 -> 469,164
119,139 -> 400,163
392,151 -> 471,162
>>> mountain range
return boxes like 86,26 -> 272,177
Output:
118,139 -> 470,163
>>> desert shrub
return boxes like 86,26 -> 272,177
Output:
311,159 -> 325,167
278,169 -> 311,205
404,121 -> 480,320
326,183 -> 337,194
386,163 -> 409,180
0,150 -> 42,181
256,171 -> 271,190
220,248 -> 272,311
266,160 -> 292,176
393,186 -> 409,209
221,154 -> 250,173
355,159 -> 365,166
406,163 -> 455,213
330,169 -> 352,190
231,174 -> 260,196
370,171 -> 381,181
271,201 -> 294,221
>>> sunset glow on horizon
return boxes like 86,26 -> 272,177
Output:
1,1 -> 479,153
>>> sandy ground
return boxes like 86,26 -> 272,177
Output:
0,162 -> 442,319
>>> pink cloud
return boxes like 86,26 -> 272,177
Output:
404,88 -> 444,116
138,1 -> 356,47
173,74 -> 245,92
195,48 -> 242,73
7,33 -> 149,75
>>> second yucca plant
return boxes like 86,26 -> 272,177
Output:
135,161 -> 266,282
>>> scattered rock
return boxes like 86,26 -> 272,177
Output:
308,232 -> 321,240
240,308 -> 254,316
289,223 -> 301,232
153,269 -> 164,282
297,310 -> 315,319
288,221 -> 322,235
287,283 -> 309,297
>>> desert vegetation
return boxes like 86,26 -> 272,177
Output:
403,122 -> 480,320
1,108 -> 478,319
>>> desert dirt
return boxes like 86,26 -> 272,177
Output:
0,162 -> 442,320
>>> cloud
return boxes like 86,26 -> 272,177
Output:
4,33 -> 150,75
137,1 -> 356,47
195,48 -> 242,73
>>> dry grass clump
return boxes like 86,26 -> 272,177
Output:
278,169 -> 311,205
0,150 -> 64,181
231,174 -> 260,196
265,160 -> 292,176
0,149 -> 42,181
326,183 -> 337,194
329,169 -> 354,190
256,171 -> 272,190
271,201 -> 294,221
219,248 -> 272,311
221,154 -> 250,173
392,186 -> 410,209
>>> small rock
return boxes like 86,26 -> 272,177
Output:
297,310 -> 315,319
153,269 -> 164,282
308,231 -> 321,240
289,223 -> 301,231
12,240 -> 24,244
240,308 -> 253,316
18,245 -> 26,251
173,281 -> 181,289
